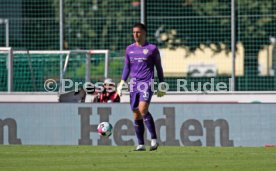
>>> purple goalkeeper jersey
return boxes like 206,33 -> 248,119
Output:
121,42 -> 164,84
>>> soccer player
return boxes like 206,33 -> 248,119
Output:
117,23 -> 166,151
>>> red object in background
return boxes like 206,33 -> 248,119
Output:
265,144 -> 276,147
132,1 -> 140,7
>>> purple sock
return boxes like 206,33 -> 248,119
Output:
134,119 -> 145,145
143,112 -> 157,139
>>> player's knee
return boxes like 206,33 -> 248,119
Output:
138,107 -> 147,114
139,109 -> 148,117
138,102 -> 149,114
133,110 -> 142,120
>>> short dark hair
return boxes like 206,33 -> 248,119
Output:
133,23 -> 147,32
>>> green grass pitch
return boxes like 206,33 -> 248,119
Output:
0,145 -> 276,171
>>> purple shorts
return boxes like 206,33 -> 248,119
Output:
130,88 -> 153,110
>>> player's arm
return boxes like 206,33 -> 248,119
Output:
154,48 -> 166,97
117,51 -> 130,96
154,48 -> 164,82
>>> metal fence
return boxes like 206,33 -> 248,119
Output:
0,0 -> 276,92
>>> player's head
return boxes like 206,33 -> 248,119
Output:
133,23 -> 147,33
132,23 -> 147,44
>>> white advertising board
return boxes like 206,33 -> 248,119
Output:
0,103 -> 276,147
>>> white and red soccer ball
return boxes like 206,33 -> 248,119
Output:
97,122 -> 113,137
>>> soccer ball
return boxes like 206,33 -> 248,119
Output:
97,122 -> 113,137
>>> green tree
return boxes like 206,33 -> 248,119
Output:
186,0 -> 276,77
53,0 -> 139,51
22,0 -> 59,50
152,0 -> 276,90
